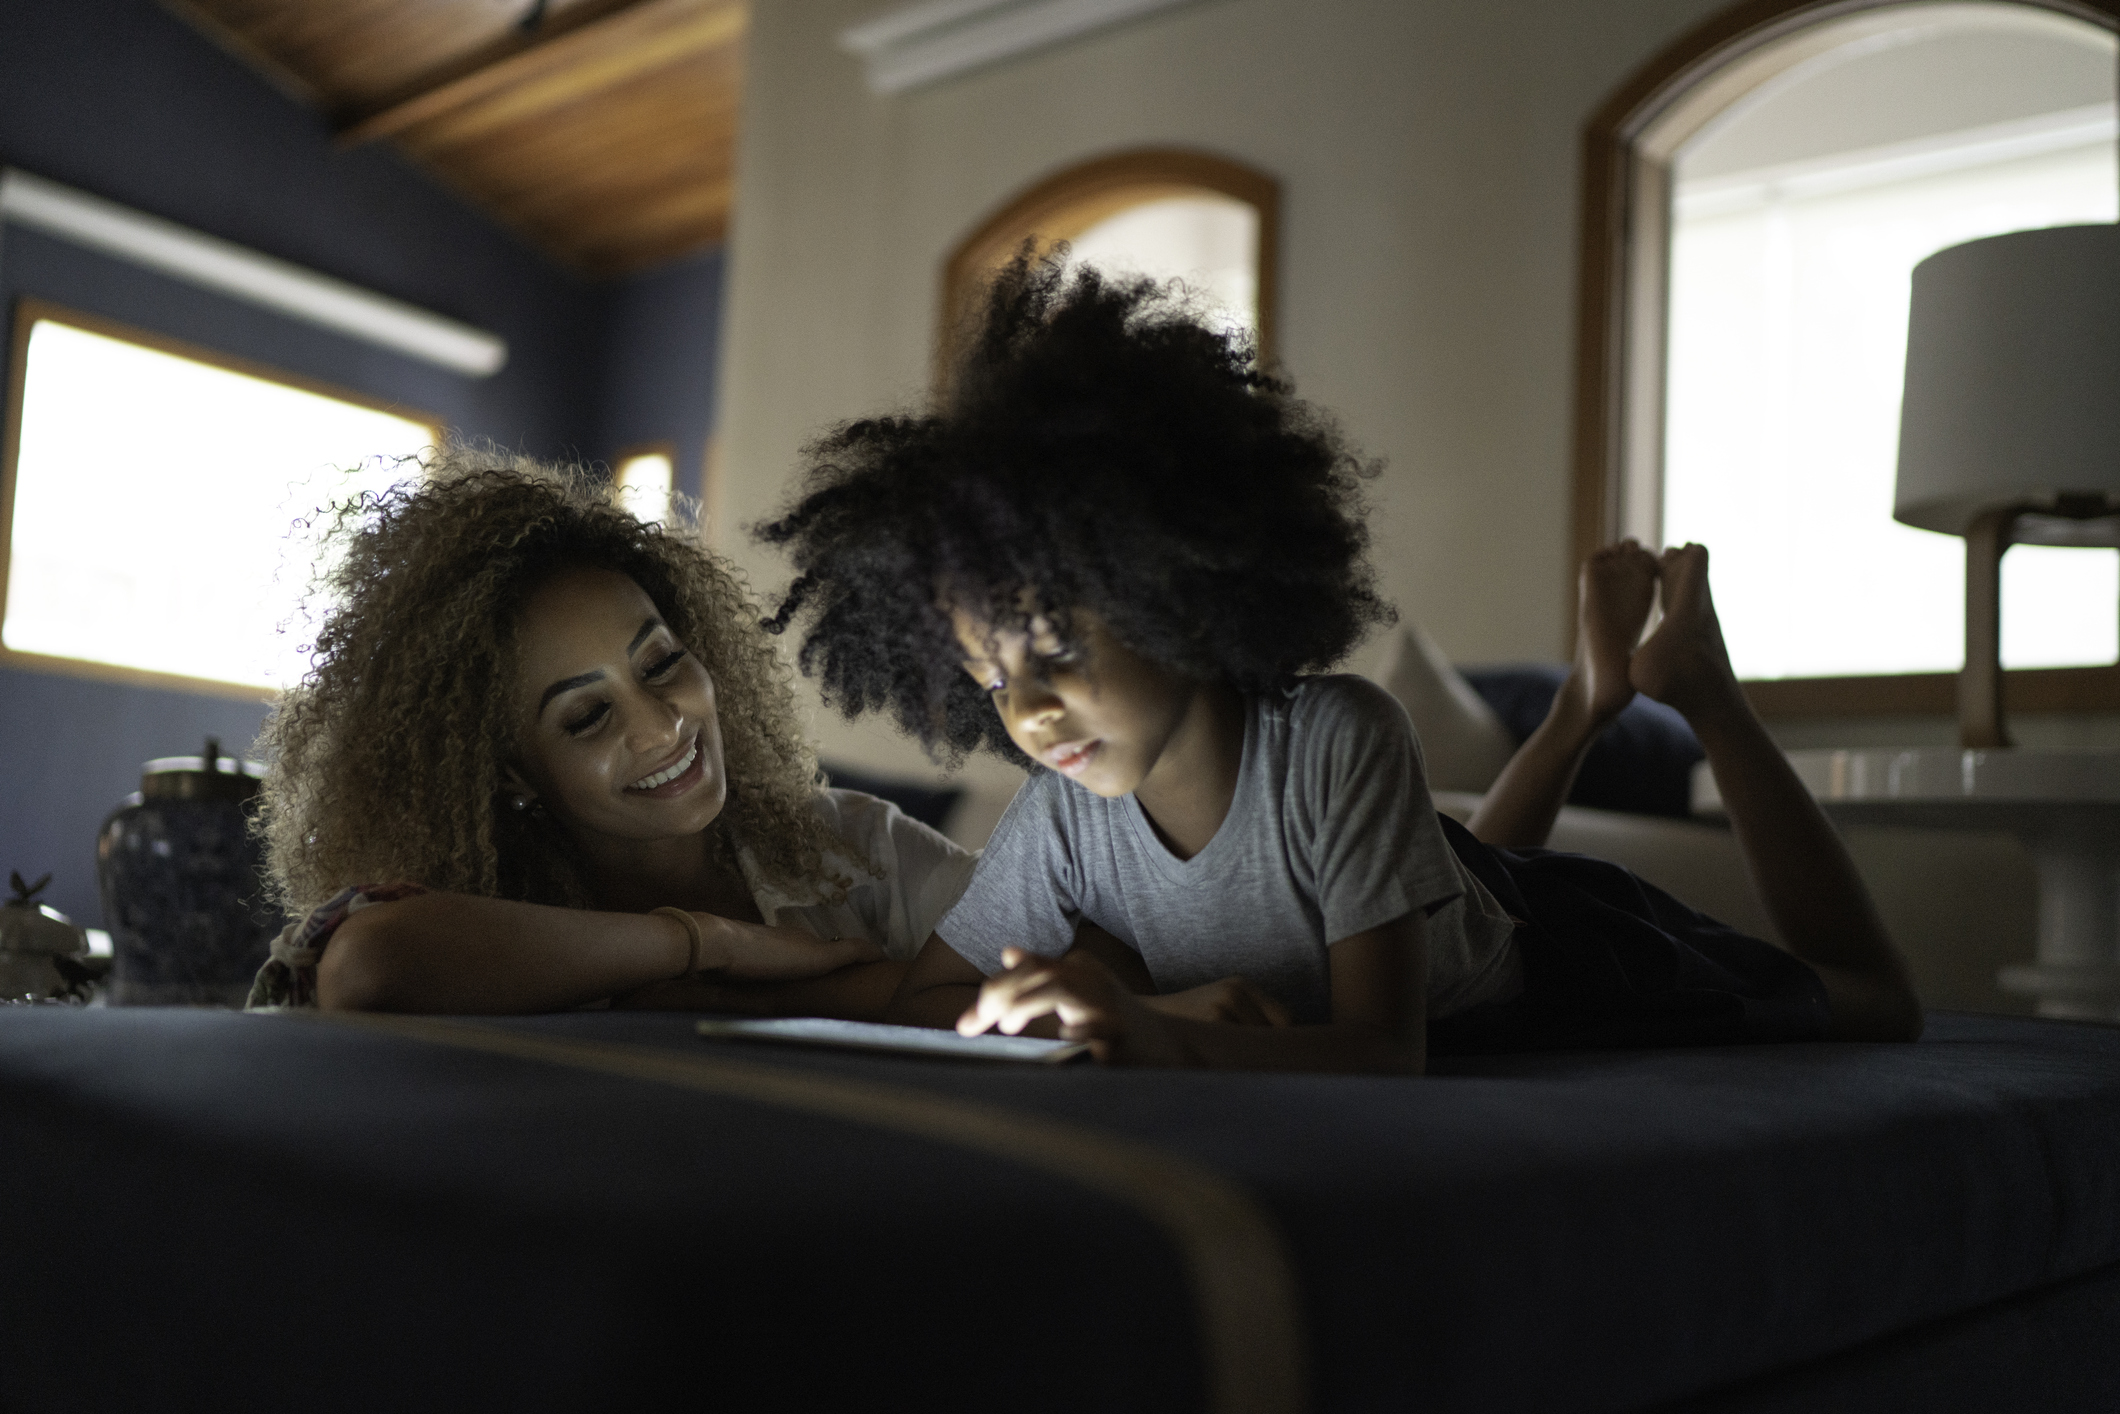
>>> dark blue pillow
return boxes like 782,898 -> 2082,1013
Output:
818,761 -> 964,834
1459,665 -> 1705,819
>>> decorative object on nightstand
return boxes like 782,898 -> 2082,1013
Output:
1748,225 -> 2120,1020
96,740 -> 282,1007
1894,223 -> 2120,750
0,870 -> 98,1004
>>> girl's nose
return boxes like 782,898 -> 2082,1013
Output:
1005,682 -> 1064,732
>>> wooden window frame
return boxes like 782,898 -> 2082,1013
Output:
1569,0 -> 2120,718
938,147 -> 1281,381
0,296 -> 443,701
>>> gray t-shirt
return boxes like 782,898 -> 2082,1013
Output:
935,675 -> 1522,1024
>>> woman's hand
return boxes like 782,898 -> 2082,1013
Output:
699,915 -> 885,981
1140,976 -> 1292,1028
958,947 -> 1190,1065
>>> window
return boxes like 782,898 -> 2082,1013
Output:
940,149 -> 1279,372
1,302 -> 437,695
613,443 -> 677,526
1574,0 -> 2120,713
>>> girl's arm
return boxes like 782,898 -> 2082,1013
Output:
953,911 -> 1428,1074
317,890 -> 881,1014
886,923 -> 1289,1032
885,924 -> 1145,1033
1465,686 -> 1606,847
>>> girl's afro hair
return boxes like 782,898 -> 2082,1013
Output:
757,251 -> 1396,766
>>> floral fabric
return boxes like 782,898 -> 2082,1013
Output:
243,883 -> 428,1010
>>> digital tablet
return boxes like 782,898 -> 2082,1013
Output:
695,1016 -> 1093,1064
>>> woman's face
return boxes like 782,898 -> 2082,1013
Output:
510,566 -> 727,846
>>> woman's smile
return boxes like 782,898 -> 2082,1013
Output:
512,566 -> 730,847
628,734 -> 703,796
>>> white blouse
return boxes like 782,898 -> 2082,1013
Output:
738,788 -> 978,962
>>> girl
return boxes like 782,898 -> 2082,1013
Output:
245,447 -> 975,1016
757,257 -> 1922,1071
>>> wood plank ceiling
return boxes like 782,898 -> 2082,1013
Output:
162,0 -> 745,276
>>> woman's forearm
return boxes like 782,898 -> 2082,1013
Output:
317,890 -> 692,1013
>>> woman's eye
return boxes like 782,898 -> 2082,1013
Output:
645,648 -> 687,679
563,703 -> 610,736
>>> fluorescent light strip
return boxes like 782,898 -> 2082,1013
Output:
0,168 -> 508,377
839,0 -> 1199,95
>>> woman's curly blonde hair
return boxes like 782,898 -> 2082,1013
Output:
256,444 -> 848,916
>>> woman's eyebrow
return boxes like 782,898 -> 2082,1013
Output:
537,620 -> 665,714
539,670 -> 604,714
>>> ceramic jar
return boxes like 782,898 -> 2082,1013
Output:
0,872 -> 92,1004
96,739 -> 282,1007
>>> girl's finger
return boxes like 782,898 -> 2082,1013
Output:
957,962 -> 1059,1034
998,978 -> 1113,1037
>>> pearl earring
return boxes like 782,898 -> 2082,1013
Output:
509,792 -> 535,814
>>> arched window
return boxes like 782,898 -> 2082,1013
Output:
1574,0 -> 2119,716
939,149 -> 1279,375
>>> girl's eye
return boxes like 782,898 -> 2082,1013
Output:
645,648 -> 687,679
563,702 -> 610,737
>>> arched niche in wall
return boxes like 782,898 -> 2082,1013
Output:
1571,0 -> 2119,715
939,149 -> 1280,378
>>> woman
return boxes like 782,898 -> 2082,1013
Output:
246,445 -> 975,1015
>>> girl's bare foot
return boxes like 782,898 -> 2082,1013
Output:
1566,538 -> 1660,726
1630,543 -> 1745,724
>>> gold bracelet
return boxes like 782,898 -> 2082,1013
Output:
650,906 -> 704,980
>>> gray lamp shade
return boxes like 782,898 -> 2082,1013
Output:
1895,223 -> 2120,545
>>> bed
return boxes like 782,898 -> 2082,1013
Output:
2,1006 -> 2115,1412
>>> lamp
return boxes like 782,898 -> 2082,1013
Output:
1895,223 -> 2120,749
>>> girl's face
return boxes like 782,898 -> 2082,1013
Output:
510,566 -> 728,846
954,605 -> 1193,798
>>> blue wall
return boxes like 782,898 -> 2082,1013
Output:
0,0 -> 726,927
596,247 -> 727,507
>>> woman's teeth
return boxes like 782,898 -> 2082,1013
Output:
630,739 -> 697,791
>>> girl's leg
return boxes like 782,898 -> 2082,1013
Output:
1631,545 -> 1922,1041
1469,541 -> 1658,848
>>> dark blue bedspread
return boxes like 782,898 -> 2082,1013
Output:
1,1008 -> 2115,1413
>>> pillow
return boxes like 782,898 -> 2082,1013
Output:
1371,626 -> 1519,793
1459,664 -> 1705,819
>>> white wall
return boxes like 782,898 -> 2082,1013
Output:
712,0 -> 1748,786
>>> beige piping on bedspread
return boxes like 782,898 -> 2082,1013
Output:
306,1012 -> 1310,1414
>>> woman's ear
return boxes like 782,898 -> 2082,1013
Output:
500,764 -> 541,815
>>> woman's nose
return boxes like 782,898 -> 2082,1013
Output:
624,692 -> 685,750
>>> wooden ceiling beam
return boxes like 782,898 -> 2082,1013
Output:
337,0 -> 744,149
155,0 -> 325,109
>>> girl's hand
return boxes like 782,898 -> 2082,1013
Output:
958,947 -> 1189,1065
699,915 -> 885,981
1141,976 -> 1292,1028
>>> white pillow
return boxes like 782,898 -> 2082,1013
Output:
1371,625 -> 1519,793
